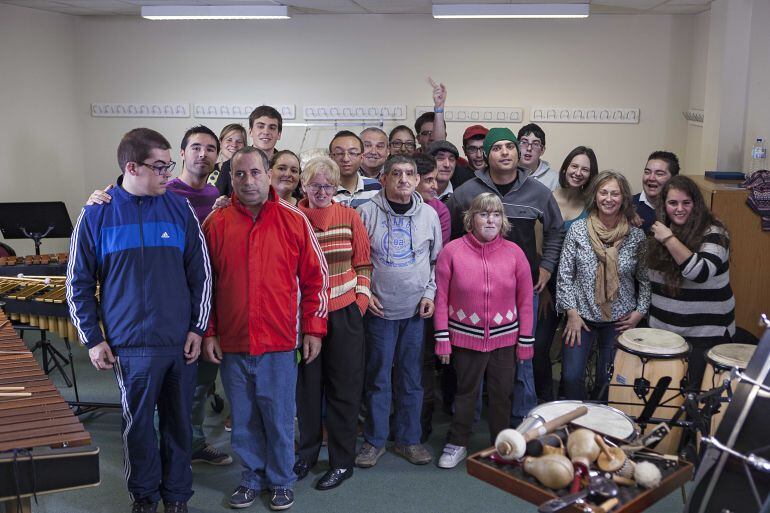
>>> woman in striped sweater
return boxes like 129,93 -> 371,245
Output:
294,156 -> 372,491
433,193 -> 534,469
648,175 -> 735,388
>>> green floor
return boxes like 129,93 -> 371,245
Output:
17,331 -> 689,513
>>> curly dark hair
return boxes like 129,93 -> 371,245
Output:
647,175 -> 729,295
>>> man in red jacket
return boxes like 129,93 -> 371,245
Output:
202,146 -> 329,511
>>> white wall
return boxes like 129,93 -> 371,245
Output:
0,3 -> 83,254
2,6 -> 701,255
73,13 -> 694,189
683,10 -> 710,176
743,0 -> 770,169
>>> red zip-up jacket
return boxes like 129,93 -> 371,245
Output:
203,188 -> 328,354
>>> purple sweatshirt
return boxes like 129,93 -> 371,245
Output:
434,233 -> 534,359
427,198 -> 451,246
165,178 -> 219,224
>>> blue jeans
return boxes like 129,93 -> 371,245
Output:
220,351 -> 297,491
562,321 -> 618,401
191,360 -> 220,451
511,292 -> 539,424
364,314 -> 424,448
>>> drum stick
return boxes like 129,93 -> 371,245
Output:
0,320 -> 9,329
0,386 -> 25,391
0,392 -> 32,398
524,406 -> 589,442
596,498 -> 620,513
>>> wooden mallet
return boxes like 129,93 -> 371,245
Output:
481,406 -> 589,460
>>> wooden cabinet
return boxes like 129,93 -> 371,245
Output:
688,175 -> 770,339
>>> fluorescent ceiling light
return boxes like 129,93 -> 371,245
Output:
141,5 -> 290,20
432,3 -> 589,19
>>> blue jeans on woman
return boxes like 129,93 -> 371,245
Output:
562,320 -> 619,401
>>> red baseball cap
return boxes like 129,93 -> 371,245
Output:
463,124 -> 489,143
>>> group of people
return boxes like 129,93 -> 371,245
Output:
65,83 -> 736,513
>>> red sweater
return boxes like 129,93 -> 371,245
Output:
434,233 -> 534,359
203,190 -> 328,354
297,199 -> 372,314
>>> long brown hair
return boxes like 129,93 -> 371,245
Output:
647,175 -> 729,295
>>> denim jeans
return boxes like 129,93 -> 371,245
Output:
364,314 -> 424,448
562,321 -> 618,401
191,360 -> 220,451
220,351 -> 297,491
511,293 -> 539,424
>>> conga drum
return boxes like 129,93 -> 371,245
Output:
609,328 -> 690,454
701,343 -> 756,435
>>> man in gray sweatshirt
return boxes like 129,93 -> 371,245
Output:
355,155 -> 443,469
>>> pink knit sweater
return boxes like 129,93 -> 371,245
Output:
434,233 -> 534,359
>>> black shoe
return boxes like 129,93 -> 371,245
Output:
269,488 -> 294,510
229,486 -> 258,509
163,501 -> 187,513
315,467 -> 353,491
293,459 -> 311,480
131,499 -> 158,513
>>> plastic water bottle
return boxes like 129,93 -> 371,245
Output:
750,137 -> 767,173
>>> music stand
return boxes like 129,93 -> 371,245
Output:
0,202 -> 73,255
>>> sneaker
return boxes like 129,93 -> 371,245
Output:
355,442 -> 385,468
269,488 -> 294,511
229,486 -> 257,509
163,501 -> 188,513
437,444 -> 467,469
225,415 -> 232,432
394,443 -> 432,465
131,499 -> 157,513
192,443 -> 233,465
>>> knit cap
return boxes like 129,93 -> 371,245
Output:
483,127 -> 519,157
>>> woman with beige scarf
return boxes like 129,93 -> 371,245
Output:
556,170 -> 650,401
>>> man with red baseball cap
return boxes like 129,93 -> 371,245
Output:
462,125 -> 489,174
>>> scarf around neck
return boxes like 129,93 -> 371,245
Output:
587,212 -> 629,320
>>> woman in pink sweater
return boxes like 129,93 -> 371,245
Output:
434,192 -> 534,469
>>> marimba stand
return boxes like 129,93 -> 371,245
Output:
17,326 -> 72,387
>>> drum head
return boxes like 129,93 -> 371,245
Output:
617,328 -> 688,357
527,400 -> 638,442
706,343 -> 755,371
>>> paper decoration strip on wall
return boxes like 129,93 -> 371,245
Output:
530,107 -> 640,124
91,103 -> 190,118
415,106 -> 524,123
303,105 -> 407,120
193,104 -> 296,120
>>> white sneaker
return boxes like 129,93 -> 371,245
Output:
437,444 -> 467,469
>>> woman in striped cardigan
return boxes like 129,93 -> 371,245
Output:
648,175 -> 735,388
294,156 -> 372,490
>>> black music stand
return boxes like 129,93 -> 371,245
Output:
0,202 -> 73,255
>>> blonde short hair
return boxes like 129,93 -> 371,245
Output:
301,156 -> 341,187
462,193 -> 511,235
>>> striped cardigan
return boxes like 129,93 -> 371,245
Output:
648,225 -> 735,342
298,199 -> 372,314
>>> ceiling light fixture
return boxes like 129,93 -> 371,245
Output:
432,3 -> 589,19
141,5 -> 290,20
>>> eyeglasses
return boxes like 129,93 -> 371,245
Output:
306,184 -> 336,194
465,146 -> 484,155
519,139 -> 543,150
139,160 -> 176,175
330,150 -> 362,159
419,130 -> 432,137
389,141 -> 416,150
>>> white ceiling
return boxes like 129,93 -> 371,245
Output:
0,0 -> 712,16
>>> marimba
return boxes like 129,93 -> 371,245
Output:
0,254 -> 68,278
0,277 -> 77,342
0,310 -> 99,512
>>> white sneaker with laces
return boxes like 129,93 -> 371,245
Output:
437,444 -> 467,469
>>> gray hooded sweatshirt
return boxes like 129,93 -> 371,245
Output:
357,190 -> 443,320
